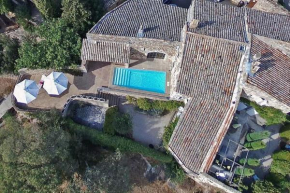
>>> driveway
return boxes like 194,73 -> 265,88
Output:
119,103 -> 175,147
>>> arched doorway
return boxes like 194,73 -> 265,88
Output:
147,52 -> 166,59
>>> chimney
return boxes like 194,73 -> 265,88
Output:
189,19 -> 199,29
137,25 -> 144,38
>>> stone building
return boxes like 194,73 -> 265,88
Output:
81,0 -> 290,192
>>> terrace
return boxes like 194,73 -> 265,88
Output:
14,57 -> 171,111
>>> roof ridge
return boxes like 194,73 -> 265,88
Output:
186,31 -> 248,46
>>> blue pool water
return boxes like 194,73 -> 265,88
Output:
113,68 -> 166,94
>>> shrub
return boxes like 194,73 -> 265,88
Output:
104,107 -> 118,135
235,168 -> 254,176
66,120 -> 172,163
128,96 -> 184,112
240,98 -> 288,125
251,181 -> 281,193
167,161 -> 186,184
15,4 -> 34,32
136,98 -> 152,111
271,159 -> 290,176
244,140 -> 266,150
272,151 -> 290,161
246,131 -> 271,142
239,158 -> 260,166
114,113 -> 132,135
104,107 -> 132,135
163,118 -> 179,149
280,123 -> 290,141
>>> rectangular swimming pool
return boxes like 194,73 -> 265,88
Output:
112,68 -> 166,94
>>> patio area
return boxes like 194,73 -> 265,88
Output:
16,62 -> 111,110
15,58 -> 172,110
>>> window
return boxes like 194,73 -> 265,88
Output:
147,52 -> 166,59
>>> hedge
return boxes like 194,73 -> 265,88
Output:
235,168 -> 255,176
66,120 -> 172,163
239,158 -> 260,166
126,96 -> 184,112
162,118 -> 179,149
246,131 -> 271,142
280,123 -> 290,141
240,98 -> 288,125
244,140 -> 266,150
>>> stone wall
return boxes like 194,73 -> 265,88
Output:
86,33 -> 181,63
243,83 -> 290,113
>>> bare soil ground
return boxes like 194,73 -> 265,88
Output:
0,77 -> 17,98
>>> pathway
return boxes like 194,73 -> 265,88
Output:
0,93 -> 12,118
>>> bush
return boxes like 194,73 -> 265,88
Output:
239,158 -> 260,166
127,96 -> 184,113
104,107 -> 118,135
15,4 -> 34,32
136,98 -> 152,111
244,140 -> 266,150
104,107 -> 132,135
271,159 -> 290,176
246,131 -> 271,142
235,168 -> 254,176
163,118 -> 179,149
240,98 -> 288,125
251,181 -> 281,193
66,120 -> 172,163
0,35 -> 20,74
280,123 -> 290,141
272,151 -> 290,161
167,161 -> 186,184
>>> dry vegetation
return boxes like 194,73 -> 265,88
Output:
0,77 -> 17,98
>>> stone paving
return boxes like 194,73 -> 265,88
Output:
0,93 -> 12,118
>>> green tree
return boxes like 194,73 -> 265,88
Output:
15,4 -> 34,32
235,168 -> 254,176
137,98 -> 152,111
84,150 -> 132,193
82,0 -> 104,23
251,181 -> 281,193
246,131 -> 271,142
33,0 -> 61,18
239,158 -> 260,166
240,98 -> 288,125
0,35 -> 20,74
271,159 -> 290,176
244,140 -> 266,150
280,123 -> 290,141
61,0 -> 91,35
0,112 -> 78,192
17,19 -> 81,70
0,0 -> 13,14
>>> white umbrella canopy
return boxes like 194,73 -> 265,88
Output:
43,72 -> 68,95
13,79 -> 39,104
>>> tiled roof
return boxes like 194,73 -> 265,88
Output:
169,33 -> 245,173
248,36 -> 290,106
247,9 -> 290,42
81,39 -> 130,64
188,0 -> 247,42
89,0 -> 188,41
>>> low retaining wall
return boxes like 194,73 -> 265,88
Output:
61,94 -> 109,117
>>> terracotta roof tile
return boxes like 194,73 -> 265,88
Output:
81,39 -> 130,64
247,9 -> 290,42
90,0 -> 188,41
188,0 -> 247,42
248,36 -> 290,106
169,33 -> 245,173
